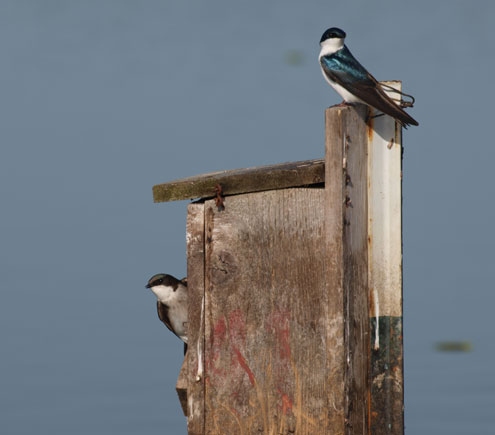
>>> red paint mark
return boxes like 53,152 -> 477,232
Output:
232,346 -> 255,386
206,317 -> 228,383
228,309 -> 246,345
227,310 -> 254,387
265,310 -> 291,360
207,310 -> 258,394
265,311 -> 292,395
214,317 -> 226,341
281,393 -> 293,415
210,317 -> 226,360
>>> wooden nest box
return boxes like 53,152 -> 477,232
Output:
152,83 -> 405,435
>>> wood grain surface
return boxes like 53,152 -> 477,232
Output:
186,202 -> 206,435
153,159 -> 324,203
325,105 -> 370,435
203,187 -> 345,434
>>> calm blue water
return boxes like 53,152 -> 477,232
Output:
1,1 -> 494,433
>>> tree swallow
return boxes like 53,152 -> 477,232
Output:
146,273 -> 188,354
319,27 -> 418,127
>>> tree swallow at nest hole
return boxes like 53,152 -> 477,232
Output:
319,27 -> 418,127
146,273 -> 188,354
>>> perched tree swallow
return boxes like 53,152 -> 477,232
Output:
146,274 -> 188,354
319,27 -> 418,127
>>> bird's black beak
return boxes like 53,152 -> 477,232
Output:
145,283 -> 151,289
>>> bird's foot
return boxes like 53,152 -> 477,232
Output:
365,110 -> 385,124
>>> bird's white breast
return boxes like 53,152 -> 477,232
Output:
319,69 -> 365,104
152,284 -> 188,343
151,284 -> 178,305
168,303 -> 188,343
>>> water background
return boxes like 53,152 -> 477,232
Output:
1,1 -> 494,434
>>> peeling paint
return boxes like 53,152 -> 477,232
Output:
196,296 -> 204,381
374,286 -> 380,350
367,81 -> 403,318
188,399 -> 193,419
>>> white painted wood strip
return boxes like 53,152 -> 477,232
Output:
368,80 -> 403,326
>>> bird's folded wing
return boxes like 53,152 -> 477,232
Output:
157,301 -> 176,335
320,51 -> 418,127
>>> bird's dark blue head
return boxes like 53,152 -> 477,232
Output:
320,27 -> 346,43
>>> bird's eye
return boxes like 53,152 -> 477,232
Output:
157,279 -> 163,284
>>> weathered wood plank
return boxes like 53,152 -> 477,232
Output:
203,187 -> 344,434
186,203 -> 205,435
323,108 -> 346,434
341,106 -> 370,435
367,81 -> 404,435
325,105 -> 370,434
153,159 -> 324,203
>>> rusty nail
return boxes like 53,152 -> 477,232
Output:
387,137 -> 394,149
214,183 -> 225,211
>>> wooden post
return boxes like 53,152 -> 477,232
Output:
325,104 -> 370,434
367,82 -> 404,434
324,86 -> 404,434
